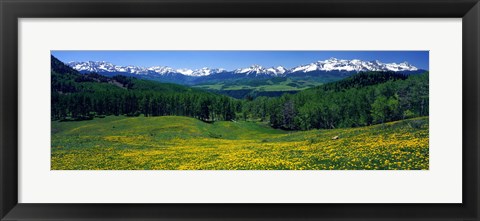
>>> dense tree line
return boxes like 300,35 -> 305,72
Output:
52,88 -> 239,122
51,75 -> 240,122
51,56 -> 239,122
51,55 -> 429,130
241,72 -> 429,130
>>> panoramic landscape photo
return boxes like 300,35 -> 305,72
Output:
51,50 -> 429,170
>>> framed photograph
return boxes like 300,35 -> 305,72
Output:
1,0 -> 479,220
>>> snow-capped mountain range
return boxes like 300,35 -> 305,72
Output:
290,58 -> 418,73
68,57 -> 421,78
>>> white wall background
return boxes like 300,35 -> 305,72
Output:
18,18 -> 462,203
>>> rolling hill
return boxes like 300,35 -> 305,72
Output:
51,115 -> 429,170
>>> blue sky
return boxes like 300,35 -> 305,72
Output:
51,51 -> 429,70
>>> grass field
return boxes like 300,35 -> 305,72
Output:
193,78 -> 324,91
51,116 -> 429,170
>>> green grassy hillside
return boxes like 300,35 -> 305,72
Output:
52,116 -> 429,170
192,77 -> 327,99
194,77 -> 325,91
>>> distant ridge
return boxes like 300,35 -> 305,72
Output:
64,57 -> 427,85
68,57 -> 422,77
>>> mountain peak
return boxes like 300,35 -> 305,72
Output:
289,58 -> 420,73
67,57 -> 422,78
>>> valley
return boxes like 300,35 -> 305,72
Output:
192,77 -> 326,98
51,52 -> 430,170
51,115 -> 429,170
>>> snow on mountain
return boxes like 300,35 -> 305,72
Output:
146,66 -> 176,75
266,66 -> 287,75
69,61 -> 118,73
290,57 -> 418,73
191,67 -> 227,77
176,68 -> 194,76
67,58 -> 420,78
384,61 -> 418,72
234,64 -> 265,75
234,65 -> 287,76
68,61 -> 230,77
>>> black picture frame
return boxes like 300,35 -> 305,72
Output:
1,0 -> 479,220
